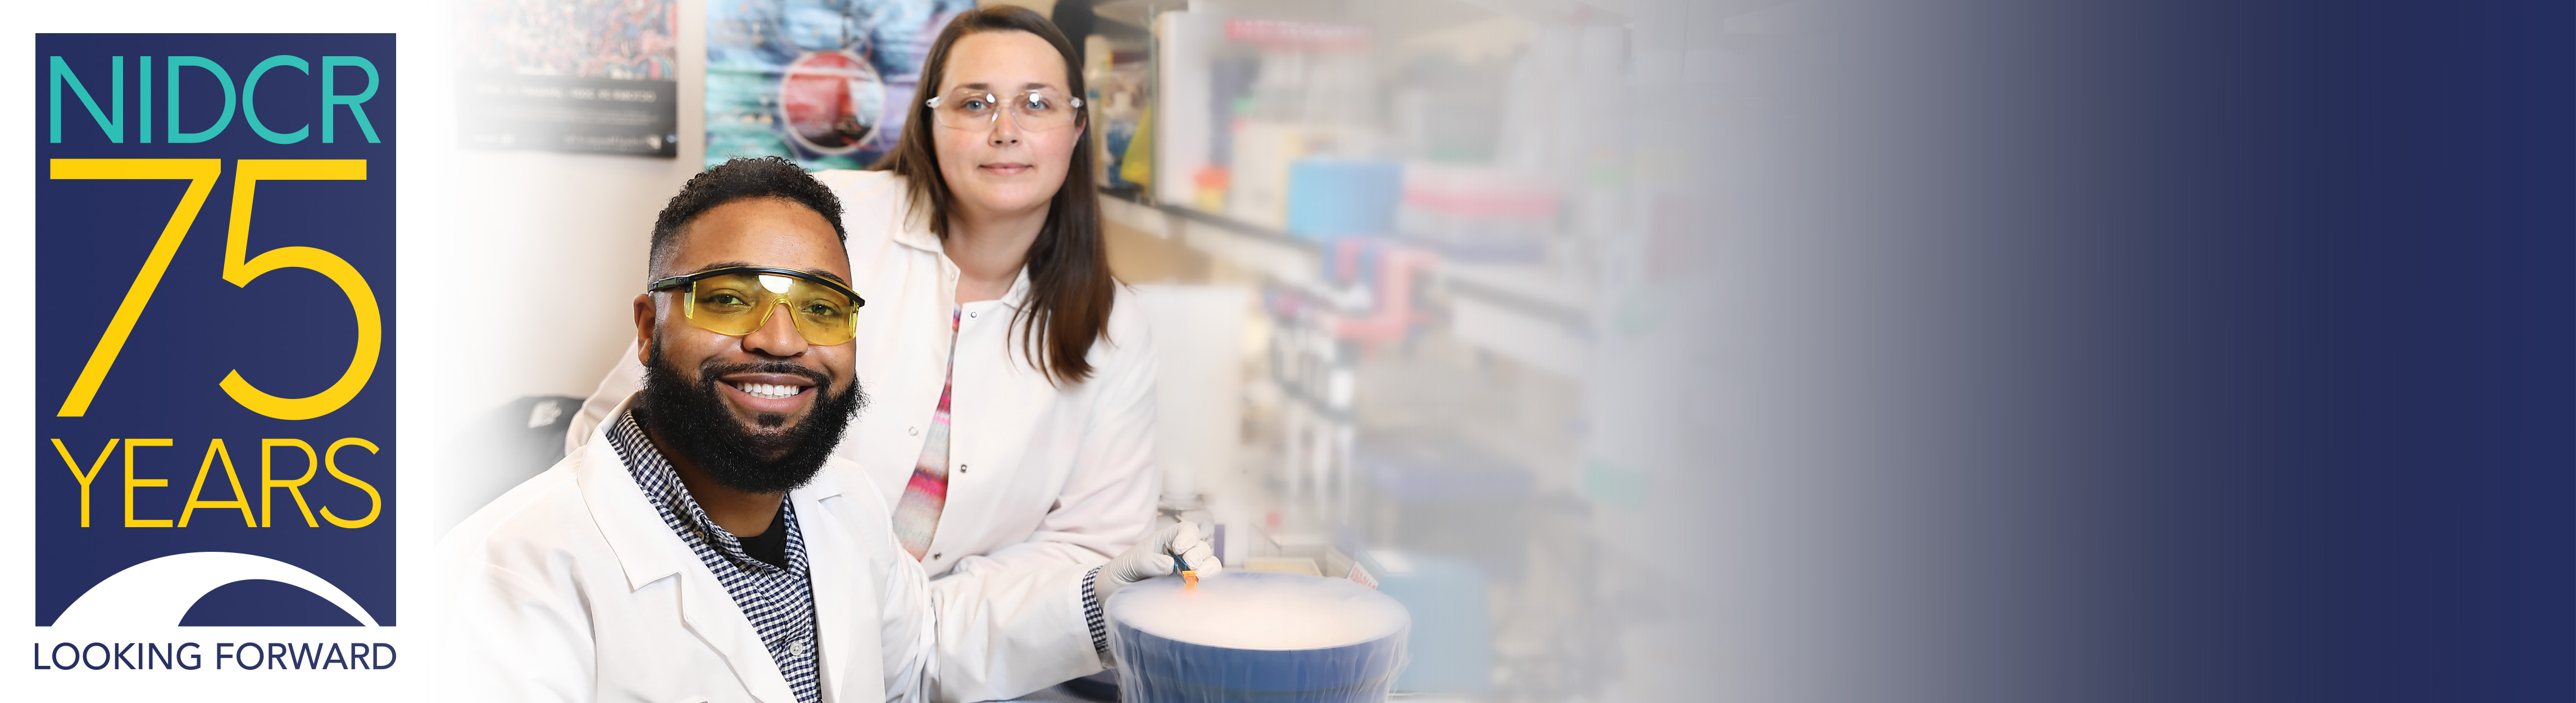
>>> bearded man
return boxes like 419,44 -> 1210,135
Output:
440,157 -> 1214,702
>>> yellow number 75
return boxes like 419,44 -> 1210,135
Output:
50,158 -> 380,421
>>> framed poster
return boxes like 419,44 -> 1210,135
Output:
706,0 -> 974,169
457,0 -> 680,157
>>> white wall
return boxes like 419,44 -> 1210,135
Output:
435,0 -> 711,412
414,0 -> 713,530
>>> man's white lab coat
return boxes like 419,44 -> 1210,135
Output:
567,169 -> 1162,583
443,398 -> 1105,702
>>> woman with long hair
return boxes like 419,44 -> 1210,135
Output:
569,7 -> 1166,695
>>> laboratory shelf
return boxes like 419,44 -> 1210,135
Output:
1100,191 -> 1323,289
1098,192 -> 1598,380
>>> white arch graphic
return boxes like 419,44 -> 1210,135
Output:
53,551 -> 380,627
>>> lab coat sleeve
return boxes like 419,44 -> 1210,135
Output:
565,341 -> 646,457
446,563 -> 596,702
952,308 -> 1164,577
906,559 -> 1101,702
878,540 -> 933,702
875,510 -> 1099,703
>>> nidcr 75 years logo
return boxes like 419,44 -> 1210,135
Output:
35,34 -> 396,628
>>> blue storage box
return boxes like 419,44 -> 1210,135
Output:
1287,158 -> 1403,240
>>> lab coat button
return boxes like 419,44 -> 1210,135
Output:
932,552 -> 942,560
908,426 -> 920,436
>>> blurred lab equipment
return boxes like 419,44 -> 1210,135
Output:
1132,284 -> 1251,512
1285,158 -> 1404,241
1357,549 -> 1492,695
1083,1 -> 1701,699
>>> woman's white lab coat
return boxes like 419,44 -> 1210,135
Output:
567,169 -> 1162,583
443,398 -> 1105,702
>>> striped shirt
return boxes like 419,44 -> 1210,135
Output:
891,308 -> 961,559
606,411 -> 821,703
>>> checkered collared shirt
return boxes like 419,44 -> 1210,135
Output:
606,411 -> 821,703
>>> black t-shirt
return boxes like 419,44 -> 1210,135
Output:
739,500 -> 791,570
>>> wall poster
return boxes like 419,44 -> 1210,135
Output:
457,0 -> 681,157
707,0 -> 975,169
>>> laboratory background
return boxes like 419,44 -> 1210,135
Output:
425,0 -> 1750,700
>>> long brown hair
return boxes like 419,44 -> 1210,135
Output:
873,6 -> 1113,386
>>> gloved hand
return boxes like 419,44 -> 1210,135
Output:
1094,521 -> 1221,604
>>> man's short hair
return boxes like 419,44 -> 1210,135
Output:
649,156 -> 846,278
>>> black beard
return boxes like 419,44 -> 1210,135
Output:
635,339 -> 864,494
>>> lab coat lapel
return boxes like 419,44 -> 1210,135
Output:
574,398 -> 801,703
873,212 -> 960,509
889,210 -> 942,256
673,571 -> 799,703
792,470 -> 882,703
931,266 -> 1035,566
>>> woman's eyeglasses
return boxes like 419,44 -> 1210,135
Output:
925,89 -> 1083,131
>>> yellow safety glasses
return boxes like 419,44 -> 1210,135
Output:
647,266 -> 866,346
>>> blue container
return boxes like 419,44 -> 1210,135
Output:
1107,572 -> 1409,702
1286,158 -> 1404,241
